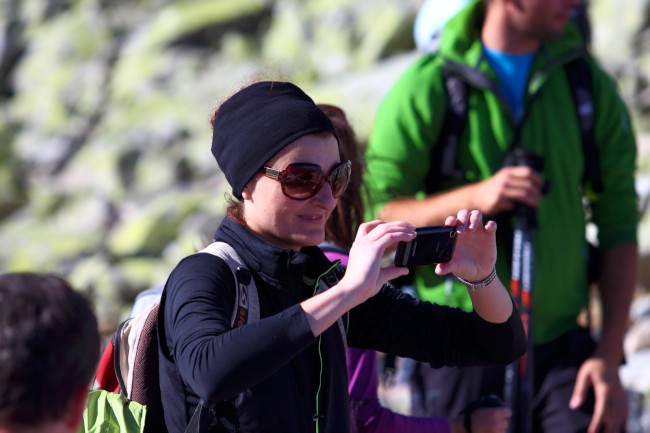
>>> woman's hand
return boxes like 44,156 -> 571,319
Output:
342,220 -> 415,303
434,209 -> 515,324
436,209 -> 497,283
302,220 -> 414,336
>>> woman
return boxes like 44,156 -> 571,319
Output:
158,81 -> 525,433
319,103 -> 512,433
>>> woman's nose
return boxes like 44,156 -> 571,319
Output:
312,181 -> 338,208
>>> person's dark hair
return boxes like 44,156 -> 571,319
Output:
319,104 -> 365,250
0,273 -> 100,428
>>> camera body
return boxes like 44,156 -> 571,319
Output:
394,226 -> 457,267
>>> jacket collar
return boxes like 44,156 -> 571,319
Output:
214,216 -> 335,290
438,0 -> 587,73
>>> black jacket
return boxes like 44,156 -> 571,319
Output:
158,217 -> 525,433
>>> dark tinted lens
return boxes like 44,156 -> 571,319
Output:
282,164 -> 325,199
329,161 -> 352,198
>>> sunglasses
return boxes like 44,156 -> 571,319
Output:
260,160 -> 352,200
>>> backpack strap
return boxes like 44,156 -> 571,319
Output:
314,276 -> 349,352
131,304 -> 167,433
428,57 -> 602,196
129,304 -> 161,405
112,319 -> 130,397
315,256 -> 349,354
426,65 -> 470,192
564,56 -> 603,194
199,241 -> 260,327
183,241 -> 259,432
106,299 -> 166,433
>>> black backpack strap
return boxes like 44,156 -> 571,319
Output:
564,57 -> 603,194
429,57 -> 601,195
570,2 -> 591,48
426,66 -> 470,192
112,319 -> 130,397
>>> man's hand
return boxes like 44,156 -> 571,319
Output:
473,166 -> 545,215
570,357 -> 628,433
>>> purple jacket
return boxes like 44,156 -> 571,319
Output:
324,250 -> 451,433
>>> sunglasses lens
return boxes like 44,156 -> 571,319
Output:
282,165 -> 324,199
330,161 -> 351,198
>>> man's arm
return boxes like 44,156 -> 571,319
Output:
572,58 -> 640,433
596,242 -> 638,365
378,166 -> 545,226
570,242 -> 638,433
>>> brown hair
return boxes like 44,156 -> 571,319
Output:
318,104 -> 365,251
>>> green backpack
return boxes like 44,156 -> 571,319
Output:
80,389 -> 147,433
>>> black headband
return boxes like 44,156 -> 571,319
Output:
211,81 -> 337,199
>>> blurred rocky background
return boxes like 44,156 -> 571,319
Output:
0,0 -> 429,331
1,0 -> 650,428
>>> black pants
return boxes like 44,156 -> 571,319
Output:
409,328 -> 605,433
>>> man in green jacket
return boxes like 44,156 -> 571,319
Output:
365,1 -> 638,432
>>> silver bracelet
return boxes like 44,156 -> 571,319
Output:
455,267 -> 497,291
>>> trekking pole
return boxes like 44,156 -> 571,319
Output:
504,221 -> 523,433
505,203 -> 536,433
502,150 -> 544,433
520,205 -> 536,433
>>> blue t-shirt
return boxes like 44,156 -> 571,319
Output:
483,46 -> 534,121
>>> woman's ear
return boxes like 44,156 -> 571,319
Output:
241,184 -> 253,200
242,172 -> 262,201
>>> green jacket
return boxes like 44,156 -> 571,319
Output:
365,0 -> 638,344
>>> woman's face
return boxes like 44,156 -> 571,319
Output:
242,133 -> 340,250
